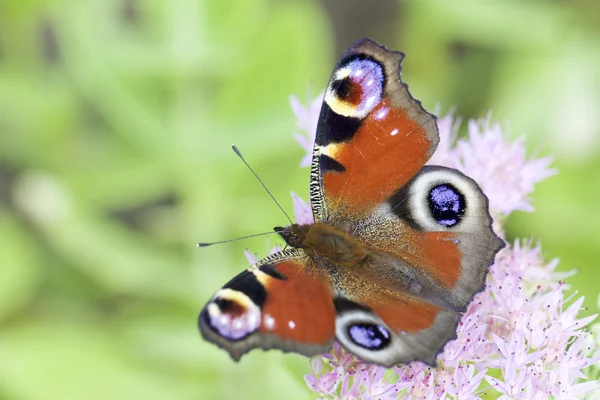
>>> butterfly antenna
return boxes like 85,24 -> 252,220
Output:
197,231 -> 277,248
232,145 -> 293,225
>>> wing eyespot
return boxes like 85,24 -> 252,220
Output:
427,183 -> 466,228
324,57 -> 385,120
347,323 -> 392,350
389,166 -> 487,233
204,290 -> 261,341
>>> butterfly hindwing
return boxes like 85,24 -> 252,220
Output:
330,167 -> 503,365
332,276 -> 460,367
199,249 -> 336,360
311,38 -> 439,222
379,166 -> 505,309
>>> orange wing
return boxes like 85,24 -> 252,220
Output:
199,249 -> 336,361
310,39 -> 439,222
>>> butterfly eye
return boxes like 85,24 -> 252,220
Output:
347,323 -> 391,350
428,184 -> 466,227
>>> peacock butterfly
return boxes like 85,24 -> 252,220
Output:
198,38 -> 504,367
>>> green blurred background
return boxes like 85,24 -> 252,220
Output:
0,1 -> 599,399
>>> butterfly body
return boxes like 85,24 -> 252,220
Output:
275,223 -> 367,268
199,39 -> 504,367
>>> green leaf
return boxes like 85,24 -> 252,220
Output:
0,210 -> 40,321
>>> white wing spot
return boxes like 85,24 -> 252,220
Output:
233,319 -> 243,330
391,128 -> 399,136
375,107 -> 389,120
288,320 -> 296,330
219,315 -> 229,327
247,313 -> 258,328
264,314 -> 276,331
365,96 -> 377,111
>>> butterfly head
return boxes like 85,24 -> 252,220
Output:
273,224 -> 308,248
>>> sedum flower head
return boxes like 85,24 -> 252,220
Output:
429,113 -> 557,217
288,96 -> 599,399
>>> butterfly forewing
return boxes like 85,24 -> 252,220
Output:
199,249 -> 336,360
310,39 -> 439,222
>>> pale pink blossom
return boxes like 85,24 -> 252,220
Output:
427,112 -> 461,168
428,114 -> 557,216
291,191 -> 314,224
290,92 -> 324,167
244,244 -> 281,265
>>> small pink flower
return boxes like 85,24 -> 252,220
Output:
291,191 -> 314,224
357,365 -> 407,400
446,364 -> 487,399
290,92 -> 324,167
304,372 -> 339,396
428,114 -> 557,216
427,112 -> 461,168
244,244 -> 281,264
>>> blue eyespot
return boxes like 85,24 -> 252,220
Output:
428,184 -> 466,227
348,323 -> 391,350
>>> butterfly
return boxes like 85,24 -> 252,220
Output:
198,38 -> 504,367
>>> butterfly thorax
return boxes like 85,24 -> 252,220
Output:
274,223 -> 367,268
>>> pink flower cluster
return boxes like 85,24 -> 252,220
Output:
289,96 -> 599,399
429,113 -> 556,217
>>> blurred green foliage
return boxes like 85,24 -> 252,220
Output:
0,1 -> 598,399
